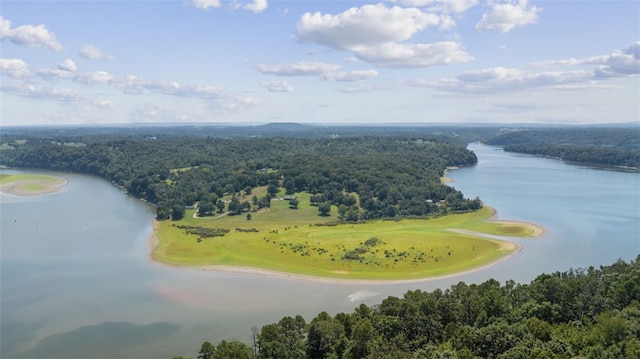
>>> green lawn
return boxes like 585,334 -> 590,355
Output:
153,197 -> 542,281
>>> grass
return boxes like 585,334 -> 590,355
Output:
0,173 -> 63,185
0,173 -> 67,195
153,193 -> 542,281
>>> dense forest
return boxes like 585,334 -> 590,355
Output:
485,127 -> 640,168
0,131 -> 480,221
176,256 -> 640,359
2,124 -> 639,220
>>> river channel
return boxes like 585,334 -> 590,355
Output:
1,143 -> 638,358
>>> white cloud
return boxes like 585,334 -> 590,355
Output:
0,58 -> 31,78
1,82 -> 87,101
0,16 -> 63,51
395,0 -> 478,13
476,0 -> 540,33
256,61 -> 342,76
354,41 -> 473,68
418,67 -> 595,94
192,0 -> 221,10
297,4 -> 444,50
532,42 -> 640,78
75,71 -> 114,85
324,69 -> 379,82
261,80 -> 293,92
57,58 -> 77,72
37,67 -> 113,85
79,45 -> 112,60
256,61 -> 379,82
90,99 -> 115,108
296,4 -> 469,68
243,0 -> 268,13
37,67 -> 75,80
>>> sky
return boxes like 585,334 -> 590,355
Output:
0,0 -> 638,126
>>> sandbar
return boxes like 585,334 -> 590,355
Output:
0,175 -> 68,196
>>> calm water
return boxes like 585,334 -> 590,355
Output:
1,143 -> 639,358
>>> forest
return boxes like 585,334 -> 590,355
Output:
485,127 -> 640,168
178,256 -> 640,359
0,131 -> 480,221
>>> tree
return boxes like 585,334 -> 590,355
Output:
318,202 -> 331,217
198,201 -> 214,217
215,340 -> 254,359
171,203 -> 185,221
267,184 -> 279,197
247,213 -> 252,220
289,198 -> 299,209
197,341 -> 216,359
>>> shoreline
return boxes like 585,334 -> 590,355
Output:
0,175 -> 68,196
146,207 -> 544,285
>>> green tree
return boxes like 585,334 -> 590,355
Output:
216,340 -> 254,359
289,198 -> 299,209
318,202 -> 331,217
197,341 -> 216,359
267,184 -> 279,197
171,203 -> 185,221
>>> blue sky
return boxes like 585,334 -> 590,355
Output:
1,0 -> 638,126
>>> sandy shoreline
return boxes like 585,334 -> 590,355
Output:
146,207 -> 545,285
0,176 -> 68,196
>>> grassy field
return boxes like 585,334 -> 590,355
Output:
0,173 -> 67,196
153,192 -> 543,281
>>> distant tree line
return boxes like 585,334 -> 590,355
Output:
503,144 -> 640,168
180,256 -> 640,359
486,127 -> 640,168
0,134 -> 479,221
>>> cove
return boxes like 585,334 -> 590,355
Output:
1,143 -> 638,358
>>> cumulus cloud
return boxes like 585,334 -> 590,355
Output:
192,0 -> 221,10
37,67 -> 113,85
296,4 -> 470,68
355,41 -> 473,68
57,58 -> 77,72
1,82 -> 87,101
256,61 -> 378,82
0,16 -> 63,51
476,0 -> 541,33
0,58 -> 31,78
297,4 -> 446,50
261,80 -> 293,92
532,42 -> 640,78
395,0 -> 478,13
323,69 -> 379,82
243,0 -> 268,13
114,76 -> 228,99
407,64 -> 610,95
79,45 -> 112,60
256,61 -> 342,76
195,0 -> 267,13
75,71 -> 114,85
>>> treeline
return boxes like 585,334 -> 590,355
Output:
503,144 -> 640,168
0,134 -> 479,221
182,256 -> 640,359
486,127 -> 640,168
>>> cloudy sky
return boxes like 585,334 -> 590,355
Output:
1,0 -> 638,126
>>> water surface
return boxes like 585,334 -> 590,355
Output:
1,144 -> 638,358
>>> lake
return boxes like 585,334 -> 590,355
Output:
1,143 -> 639,358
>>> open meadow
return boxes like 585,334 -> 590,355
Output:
153,192 -> 542,281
